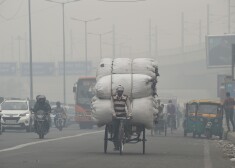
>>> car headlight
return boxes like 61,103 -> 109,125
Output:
20,112 -> 30,117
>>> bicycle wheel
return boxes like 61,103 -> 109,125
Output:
164,121 -> 167,136
142,126 -> 146,154
104,125 -> 108,154
119,121 -> 124,155
170,118 -> 173,134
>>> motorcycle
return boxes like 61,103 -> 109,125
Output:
55,113 -> 64,131
34,110 -> 49,139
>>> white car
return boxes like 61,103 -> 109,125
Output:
1,99 -> 34,132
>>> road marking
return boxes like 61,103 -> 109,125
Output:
0,130 -> 103,153
204,140 -> 212,168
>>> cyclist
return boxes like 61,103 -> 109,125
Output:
111,85 -> 132,151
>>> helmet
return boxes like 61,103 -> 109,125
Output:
38,95 -> 46,103
36,95 -> 41,101
116,85 -> 124,92
56,101 -> 61,106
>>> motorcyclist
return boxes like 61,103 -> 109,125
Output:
33,95 -> 51,133
167,100 -> 176,129
111,85 -> 132,151
53,101 -> 67,127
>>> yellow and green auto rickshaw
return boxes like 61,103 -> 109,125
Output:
183,100 -> 223,139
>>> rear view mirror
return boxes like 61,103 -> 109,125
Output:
73,86 -> 76,93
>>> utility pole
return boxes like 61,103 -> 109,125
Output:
181,12 -> 184,53
207,4 -> 210,35
46,0 -> 80,104
88,30 -> 112,59
28,0 -> 33,100
113,24 -> 116,58
155,25 -> 158,58
149,19 -> 152,58
71,17 -> 100,75
17,36 -> 23,98
229,0 -> 231,33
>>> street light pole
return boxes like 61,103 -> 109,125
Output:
46,0 -> 80,105
71,17 -> 100,76
62,3 -> 66,105
88,31 -> 112,58
28,0 -> 33,100
84,21 -> 88,76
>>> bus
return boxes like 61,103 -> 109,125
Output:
73,77 -> 96,129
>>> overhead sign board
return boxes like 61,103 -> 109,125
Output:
206,34 -> 235,68
21,62 -> 55,76
0,62 -> 17,76
58,61 -> 92,75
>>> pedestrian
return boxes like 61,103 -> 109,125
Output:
223,92 -> 235,132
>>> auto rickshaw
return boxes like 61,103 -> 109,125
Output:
183,100 -> 223,139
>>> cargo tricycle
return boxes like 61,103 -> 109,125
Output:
104,117 -> 146,155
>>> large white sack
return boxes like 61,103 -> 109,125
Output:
95,74 -> 153,99
96,58 -> 158,80
132,58 -> 158,78
96,58 -> 113,80
91,97 -> 157,129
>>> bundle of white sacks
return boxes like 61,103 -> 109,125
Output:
92,58 -> 159,129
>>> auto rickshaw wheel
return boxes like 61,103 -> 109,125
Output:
192,131 -> 196,138
205,130 -> 212,139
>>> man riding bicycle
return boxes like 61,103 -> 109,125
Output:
111,85 -> 132,151
167,100 -> 176,129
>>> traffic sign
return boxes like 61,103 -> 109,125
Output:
21,62 -> 55,76
58,61 -> 92,75
0,63 -> 17,76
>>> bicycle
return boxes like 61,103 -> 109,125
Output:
104,116 -> 146,155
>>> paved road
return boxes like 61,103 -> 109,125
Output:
0,125 -> 234,168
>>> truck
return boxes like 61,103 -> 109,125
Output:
73,77 -> 96,129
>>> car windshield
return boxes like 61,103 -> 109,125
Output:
1,102 -> 28,110
188,103 -> 197,113
76,79 -> 96,105
197,103 -> 219,114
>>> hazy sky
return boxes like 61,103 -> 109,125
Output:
0,0 -> 230,64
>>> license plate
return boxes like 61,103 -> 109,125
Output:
5,120 -> 17,124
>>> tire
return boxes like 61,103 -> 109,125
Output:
0,123 -> 2,135
59,120 -> 63,131
205,130 -> 211,139
143,126 -> 146,155
193,131 -> 196,138
119,122 -> 124,155
104,125 -> 108,154
26,126 -> 31,133
164,122 -> 167,136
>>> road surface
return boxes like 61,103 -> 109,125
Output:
0,125 -> 234,168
